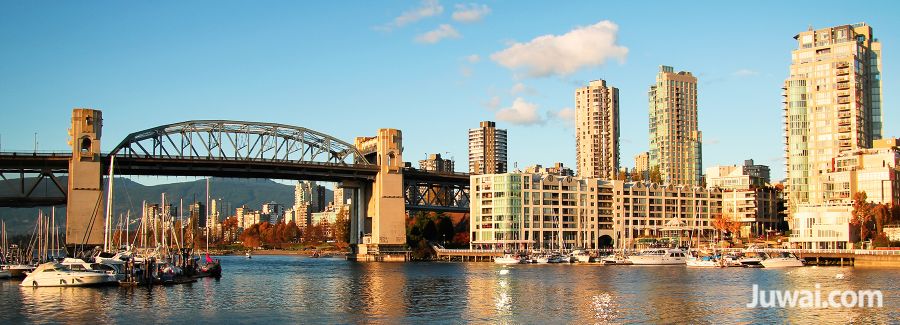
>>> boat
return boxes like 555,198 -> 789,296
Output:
60,257 -> 126,281
569,249 -> 591,263
627,248 -> 688,265
245,251 -> 252,259
0,269 -> 9,279
531,254 -> 549,264
738,250 -> 764,267
195,254 -> 222,278
6,265 -> 36,278
685,254 -> 724,268
494,254 -> 522,264
600,254 -> 633,265
547,254 -> 568,264
20,262 -> 117,287
760,252 -> 805,268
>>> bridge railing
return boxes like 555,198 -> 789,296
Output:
111,154 -> 379,169
0,151 -> 72,157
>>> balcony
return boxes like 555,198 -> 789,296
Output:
838,111 -> 851,118
837,134 -> 851,140
837,97 -> 851,104
836,76 -> 850,83
837,90 -> 851,97
838,126 -> 852,133
838,119 -> 851,126
838,105 -> 850,111
836,68 -> 850,75
839,140 -> 852,147
835,61 -> 850,69
836,82 -> 851,90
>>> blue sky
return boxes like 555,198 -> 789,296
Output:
1,0 -> 898,184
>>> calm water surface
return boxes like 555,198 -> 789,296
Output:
1,255 -> 897,323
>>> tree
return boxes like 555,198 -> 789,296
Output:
630,168 -> 642,182
649,165 -> 662,184
874,203 -> 891,236
616,170 -> 627,181
851,191 -> 874,244
423,219 -> 438,241
332,209 -> 350,244
437,216 -> 455,243
713,213 -> 740,243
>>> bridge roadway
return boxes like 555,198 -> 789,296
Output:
0,152 -> 470,211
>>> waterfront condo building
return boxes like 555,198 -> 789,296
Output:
790,139 -> 899,248
575,79 -> 620,179
468,121 -> 508,175
705,162 -> 783,239
612,181 -> 722,249
648,65 -> 703,186
469,170 -> 614,250
783,23 -> 883,212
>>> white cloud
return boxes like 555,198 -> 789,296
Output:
496,98 -> 544,125
733,69 -> 759,77
553,107 -> 576,126
416,24 -> 461,44
378,0 -> 444,31
483,96 -> 501,109
452,3 -> 491,23
465,54 -> 481,63
510,82 -> 536,95
490,20 -> 628,77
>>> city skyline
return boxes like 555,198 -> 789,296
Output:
2,1 -> 899,185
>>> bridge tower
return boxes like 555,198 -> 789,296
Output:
351,129 -> 407,261
66,108 -> 105,248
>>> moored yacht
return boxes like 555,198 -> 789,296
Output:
494,254 -> 522,264
760,252 -> 805,268
627,248 -> 688,265
569,250 -> 591,263
685,255 -> 723,268
20,262 -> 117,287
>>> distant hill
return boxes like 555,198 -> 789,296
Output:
0,177 -> 332,235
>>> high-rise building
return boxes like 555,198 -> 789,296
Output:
189,202 -> 206,228
419,153 -> 455,173
468,121 -> 508,175
575,79 -> 619,179
784,23 -> 883,213
634,152 -> 650,180
648,65 -> 703,186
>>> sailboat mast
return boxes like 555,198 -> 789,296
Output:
104,155 -> 115,252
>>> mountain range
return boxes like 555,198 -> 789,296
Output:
0,177 -> 332,235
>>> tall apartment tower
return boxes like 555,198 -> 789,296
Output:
575,79 -> 619,179
468,121 -> 508,174
784,23 -> 882,212
648,65 -> 703,186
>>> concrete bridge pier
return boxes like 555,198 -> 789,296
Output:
65,108 -> 106,251
348,129 -> 409,262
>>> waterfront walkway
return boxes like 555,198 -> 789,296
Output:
433,247 -> 900,266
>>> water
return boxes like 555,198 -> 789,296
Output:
1,256 -> 897,323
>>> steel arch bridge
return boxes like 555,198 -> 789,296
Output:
110,120 -> 372,166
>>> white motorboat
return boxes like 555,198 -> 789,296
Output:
600,254 -> 633,265
627,248 -> 688,265
761,252 -> 805,268
686,255 -> 723,268
530,255 -> 549,264
60,258 -> 126,281
494,254 -> 521,264
20,262 -> 117,287
569,250 -> 591,263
